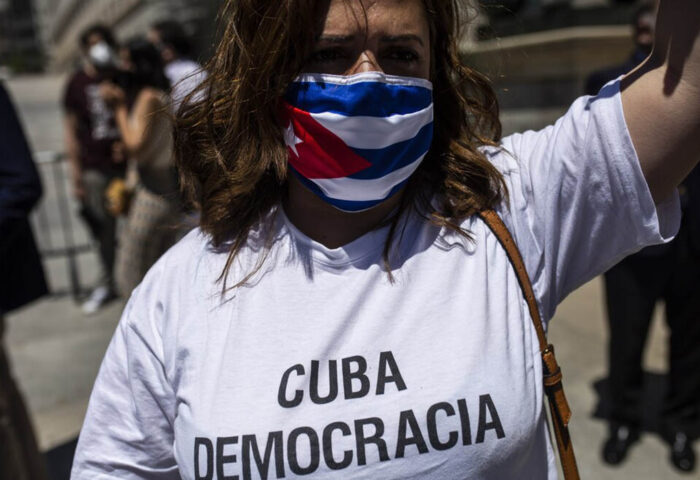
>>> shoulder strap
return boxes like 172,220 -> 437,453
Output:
477,210 -> 580,480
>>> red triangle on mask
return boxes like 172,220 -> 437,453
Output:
282,103 -> 371,179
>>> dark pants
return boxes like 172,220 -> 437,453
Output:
79,169 -> 119,290
0,317 -> 48,480
604,221 -> 700,438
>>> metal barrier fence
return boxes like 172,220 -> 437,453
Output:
33,151 -> 92,300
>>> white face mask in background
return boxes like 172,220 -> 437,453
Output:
87,42 -> 116,69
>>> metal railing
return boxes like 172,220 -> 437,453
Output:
33,151 -> 92,300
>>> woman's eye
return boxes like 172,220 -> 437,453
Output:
384,49 -> 419,63
310,49 -> 346,63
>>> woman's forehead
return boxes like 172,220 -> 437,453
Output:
320,0 -> 429,37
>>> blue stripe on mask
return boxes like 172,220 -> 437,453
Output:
348,122 -> 433,180
285,81 -> 432,118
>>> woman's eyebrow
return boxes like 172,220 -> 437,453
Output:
317,34 -> 356,44
380,34 -> 425,47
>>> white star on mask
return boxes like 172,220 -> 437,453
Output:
284,122 -> 303,157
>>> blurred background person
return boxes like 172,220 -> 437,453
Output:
62,24 -> 124,315
147,20 -> 205,230
585,3 -> 655,96
147,20 -> 206,111
100,38 -> 183,297
0,81 -> 49,480
586,3 -> 700,472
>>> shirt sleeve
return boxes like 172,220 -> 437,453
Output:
489,78 -> 681,321
70,284 -> 179,479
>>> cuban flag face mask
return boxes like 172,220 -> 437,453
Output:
281,72 -> 434,212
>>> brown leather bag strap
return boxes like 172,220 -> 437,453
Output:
477,209 -> 580,480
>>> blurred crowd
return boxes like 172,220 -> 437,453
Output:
1,20 -> 206,477
63,21 -> 206,314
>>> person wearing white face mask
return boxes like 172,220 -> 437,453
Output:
63,24 -> 123,314
72,1 -> 700,479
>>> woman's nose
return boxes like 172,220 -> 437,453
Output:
348,50 -> 383,75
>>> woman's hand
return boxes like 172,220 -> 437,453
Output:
100,82 -> 126,109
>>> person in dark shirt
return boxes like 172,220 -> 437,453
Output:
587,4 -> 700,473
63,24 -> 124,314
0,81 -> 49,480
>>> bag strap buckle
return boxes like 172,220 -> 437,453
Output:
542,345 -> 572,427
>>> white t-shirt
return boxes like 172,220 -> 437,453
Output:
71,80 -> 680,480
165,59 -> 206,111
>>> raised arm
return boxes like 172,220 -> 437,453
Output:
102,85 -> 162,156
621,0 -> 700,203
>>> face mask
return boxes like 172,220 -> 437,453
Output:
87,42 -> 116,69
281,72 -> 433,212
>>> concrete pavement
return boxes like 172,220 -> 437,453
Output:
6,297 -> 124,450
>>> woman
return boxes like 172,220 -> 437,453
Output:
72,1 -> 699,479
100,38 -> 182,297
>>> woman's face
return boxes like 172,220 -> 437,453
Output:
304,0 -> 431,79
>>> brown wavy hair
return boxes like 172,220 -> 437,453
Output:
175,0 -> 506,289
